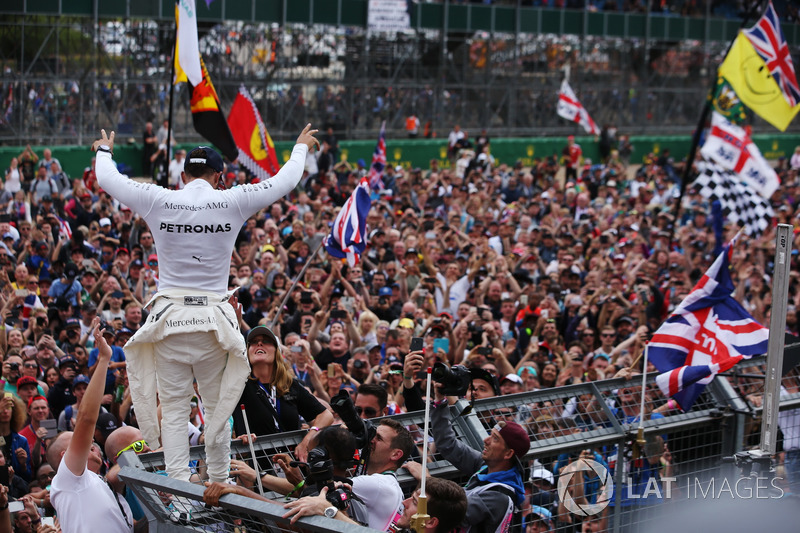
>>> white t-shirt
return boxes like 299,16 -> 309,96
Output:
5,168 -> 21,193
96,144 -> 307,294
51,458 -> 133,533
351,472 -> 403,531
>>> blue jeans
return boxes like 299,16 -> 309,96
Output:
785,449 -> 800,494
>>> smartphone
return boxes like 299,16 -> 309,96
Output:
3,393 -> 11,400
425,231 -> 437,240
82,259 -> 93,269
42,517 -> 55,527
7,501 -> 23,513
0,465 -> 8,487
433,337 -> 449,354
14,289 -> 28,298
290,345 -> 302,353
331,309 -> 346,320
541,309 -> 549,319
410,337 -> 423,353
41,419 -> 58,439
36,317 -> 46,327
520,294 -> 528,306
340,297 -> 354,313
478,346 -> 493,357
327,365 -> 335,378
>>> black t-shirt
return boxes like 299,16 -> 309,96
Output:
232,378 -> 326,436
315,348 -> 351,371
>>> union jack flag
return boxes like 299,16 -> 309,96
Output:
324,177 -> 371,267
743,1 -> 800,107
367,122 -> 387,190
649,239 -> 768,410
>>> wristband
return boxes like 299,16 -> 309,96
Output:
403,375 -> 414,380
0,503 -> 7,511
96,145 -> 112,154
309,426 -> 320,432
289,479 -> 305,495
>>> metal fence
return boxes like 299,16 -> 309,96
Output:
118,365 -> 799,532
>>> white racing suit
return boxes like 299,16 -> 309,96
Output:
96,143 -> 308,481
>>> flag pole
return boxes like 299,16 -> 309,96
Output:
267,240 -> 325,329
666,2 -> 765,245
634,343 -> 649,457
164,7 -> 177,188
757,223 -> 792,460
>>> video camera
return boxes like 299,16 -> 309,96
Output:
431,362 -> 472,397
292,444 -> 354,511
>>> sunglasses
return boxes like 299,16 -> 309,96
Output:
23,363 -> 38,369
116,439 -> 147,458
354,406 -> 378,418
148,261 -> 158,266
601,333 -> 616,338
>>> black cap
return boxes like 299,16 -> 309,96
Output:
63,262 -> 79,279
185,146 -> 224,173
469,367 -> 500,396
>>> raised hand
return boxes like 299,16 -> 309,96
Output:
296,124 -> 320,152
91,129 -> 115,154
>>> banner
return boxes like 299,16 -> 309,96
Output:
557,80 -> 600,135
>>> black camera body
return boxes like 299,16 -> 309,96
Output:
431,362 -> 471,397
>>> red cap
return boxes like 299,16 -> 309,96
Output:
17,376 -> 39,389
27,395 -> 47,409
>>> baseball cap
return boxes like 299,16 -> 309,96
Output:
185,146 -> 224,173
493,421 -> 531,460
247,325 -> 280,349
253,289 -> 270,302
500,373 -> 523,386
397,318 -> 415,329
530,462 -> 555,485
64,317 -> 80,329
73,374 -> 90,387
58,355 -> 78,368
130,259 -> 143,268
116,327 -> 134,339
95,412 -> 120,440
147,254 -> 158,264
469,368 -> 500,396
63,262 -> 79,279
110,290 -> 125,299
16,376 -> 39,389
365,342 -> 380,352
99,217 -> 111,227
378,287 -> 393,297
27,395 -> 47,409
116,247 -> 130,256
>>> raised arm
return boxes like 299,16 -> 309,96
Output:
63,318 -> 110,476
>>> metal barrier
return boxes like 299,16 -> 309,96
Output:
117,366 -> 797,532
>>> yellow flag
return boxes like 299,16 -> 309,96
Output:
719,32 -> 800,131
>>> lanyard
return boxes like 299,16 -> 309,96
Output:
257,381 -> 281,431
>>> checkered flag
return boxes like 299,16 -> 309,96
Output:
692,159 -> 773,237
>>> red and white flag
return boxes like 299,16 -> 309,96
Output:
700,111 -> 779,198
557,80 -> 599,135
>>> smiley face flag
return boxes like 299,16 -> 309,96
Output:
719,32 -> 800,131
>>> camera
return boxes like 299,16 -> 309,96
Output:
431,362 -> 472,397
8,363 -> 19,372
291,429 -> 359,512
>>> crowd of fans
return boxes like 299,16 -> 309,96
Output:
0,128 -> 797,531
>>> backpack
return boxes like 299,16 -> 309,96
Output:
461,482 -> 518,533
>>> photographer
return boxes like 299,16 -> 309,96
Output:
282,418 -> 413,530
415,380 -> 529,533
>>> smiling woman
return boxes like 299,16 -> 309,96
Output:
231,326 -> 333,462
